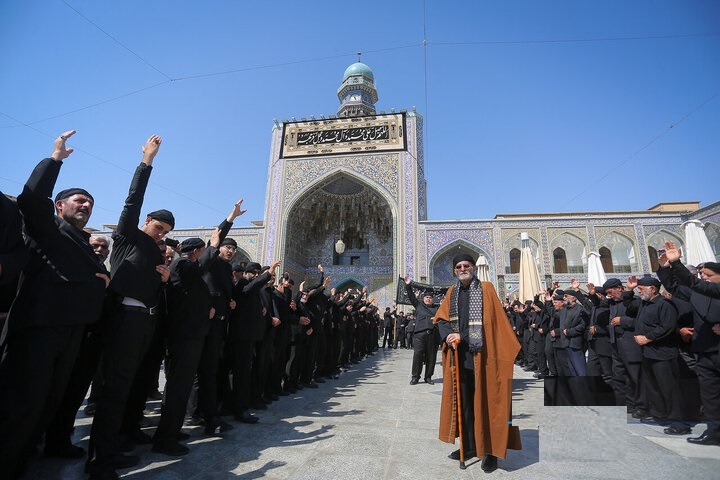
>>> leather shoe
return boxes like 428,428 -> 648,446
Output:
664,425 -> 692,435
128,428 -> 152,444
410,378 -> 419,385
234,411 -> 259,424
112,453 -> 140,469
481,454 -> 498,473
152,439 -> 189,456
44,444 -> 85,459
687,432 -> 720,445
448,448 -> 476,460
425,378 -> 434,385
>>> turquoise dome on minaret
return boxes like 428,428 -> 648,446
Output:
343,62 -> 374,81
337,54 -> 379,117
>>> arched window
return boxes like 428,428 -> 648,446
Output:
648,246 -> 659,272
550,233 -> 586,274
600,247 -> 614,273
646,230 -> 684,266
553,247 -> 568,273
598,233 -> 637,273
504,234 -> 540,274
509,248 -> 521,274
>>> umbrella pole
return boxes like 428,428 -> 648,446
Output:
452,342 -> 466,469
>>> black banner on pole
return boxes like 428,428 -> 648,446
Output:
395,276 -> 449,306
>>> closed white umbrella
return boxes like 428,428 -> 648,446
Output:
476,254 -> 491,282
586,251 -> 607,286
682,220 -> 715,267
518,233 -> 542,302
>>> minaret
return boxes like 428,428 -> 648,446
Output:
337,53 -> 379,117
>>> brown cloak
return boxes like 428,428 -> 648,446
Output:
434,281 -> 522,459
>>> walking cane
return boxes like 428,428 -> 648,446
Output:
451,339 -> 466,469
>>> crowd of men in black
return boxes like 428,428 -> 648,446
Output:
504,256 -> 720,446
0,132 -> 388,480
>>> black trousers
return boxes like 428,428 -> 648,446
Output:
695,351 -> 720,437
154,335 -> 205,442
545,336 -> 557,375
45,325 -> 104,449
89,309 -> 156,475
458,362 -> 476,454
198,318 -> 225,423
554,348 -> 572,376
411,329 -> 438,380
534,334 -> 547,374
228,340 -> 254,413
382,327 -> 393,348
641,356 -> 685,421
252,335 -> 273,401
587,339 -> 613,381
611,344 -> 643,410
0,324 -> 84,475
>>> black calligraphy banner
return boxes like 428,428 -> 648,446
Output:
395,276 -> 449,306
296,125 -> 389,146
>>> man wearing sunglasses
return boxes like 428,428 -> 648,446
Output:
435,253 -> 522,473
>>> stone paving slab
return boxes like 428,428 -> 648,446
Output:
22,347 -> 720,479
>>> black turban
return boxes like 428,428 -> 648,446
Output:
180,237 -> 205,253
55,188 -> 94,204
244,262 -> 261,273
701,262 -> 720,274
147,209 -> 175,229
220,238 -> 237,248
603,278 -> 623,289
452,253 -> 475,267
637,276 -> 661,289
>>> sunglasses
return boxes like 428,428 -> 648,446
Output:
454,263 -> 473,271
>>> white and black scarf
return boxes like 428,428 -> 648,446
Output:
448,278 -> 484,352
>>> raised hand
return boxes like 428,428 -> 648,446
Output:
664,241 -> 682,263
626,275 -> 638,291
571,278 -> 580,289
52,130 -> 76,161
404,275 -> 411,285
141,135 -> 162,165
228,199 -> 247,221
317,264 -> 323,272
209,227 -> 221,248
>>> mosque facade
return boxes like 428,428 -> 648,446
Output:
167,61 -> 720,306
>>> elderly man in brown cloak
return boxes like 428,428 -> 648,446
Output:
434,253 -> 522,472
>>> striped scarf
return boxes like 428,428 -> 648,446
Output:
448,278 -> 484,353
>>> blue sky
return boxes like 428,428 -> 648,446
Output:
1,0 -> 718,229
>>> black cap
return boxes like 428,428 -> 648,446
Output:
422,290 -> 434,298
452,253 -> 475,267
244,262 -> 261,273
147,209 -> 175,229
55,188 -> 94,204
232,264 -> 244,272
552,294 -> 564,301
603,278 -> 623,289
637,276 -> 661,288
180,237 -> 205,253
701,262 -> 720,274
220,238 -> 237,248
594,286 -> 606,296
554,289 -> 565,296
564,290 -> 583,300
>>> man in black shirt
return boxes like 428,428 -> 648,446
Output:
88,135 -> 173,480
404,276 -> 438,385
0,131 -> 109,478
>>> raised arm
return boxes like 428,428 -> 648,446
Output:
116,135 -> 162,235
